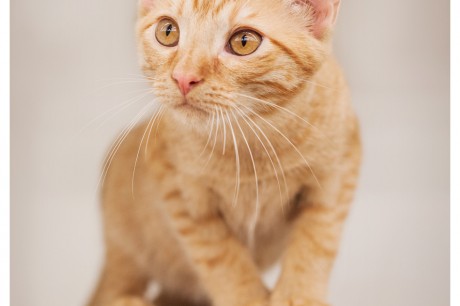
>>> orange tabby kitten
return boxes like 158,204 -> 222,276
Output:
88,0 -> 361,306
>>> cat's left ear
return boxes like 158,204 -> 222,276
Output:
139,0 -> 154,15
288,0 -> 341,39
140,0 -> 153,8
139,0 -> 154,16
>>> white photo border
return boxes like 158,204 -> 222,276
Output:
451,0 -> 458,305
0,0 -> 10,304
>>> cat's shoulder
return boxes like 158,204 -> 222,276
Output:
101,119 -> 169,180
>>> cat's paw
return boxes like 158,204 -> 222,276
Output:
269,298 -> 329,306
244,301 -> 269,306
110,296 -> 152,306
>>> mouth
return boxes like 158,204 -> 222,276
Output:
173,99 -> 209,116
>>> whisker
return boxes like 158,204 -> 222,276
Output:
219,107 -> 227,155
131,108 -> 161,198
94,92 -> 156,131
144,106 -> 165,157
198,111 -> 216,159
94,77 -> 152,84
238,103 -> 322,190
92,71 -> 166,95
153,107 -> 167,143
203,109 -> 220,169
238,109 -> 290,214
97,103 -> 153,192
96,72 -> 156,82
237,93 -> 313,126
131,107 -> 162,200
235,93 -> 332,143
224,109 -> 241,208
94,80 -> 153,92
78,89 -> 154,135
300,78 -> 335,91
232,106 -> 286,214
230,110 -> 260,249
125,73 -> 156,80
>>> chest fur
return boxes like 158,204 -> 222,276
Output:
209,174 -> 305,267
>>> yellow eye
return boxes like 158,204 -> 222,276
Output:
229,30 -> 262,56
155,18 -> 180,47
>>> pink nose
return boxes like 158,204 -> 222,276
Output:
172,72 -> 203,96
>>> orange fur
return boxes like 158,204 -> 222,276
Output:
88,1 -> 361,306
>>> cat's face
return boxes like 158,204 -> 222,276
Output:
137,0 -> 335,126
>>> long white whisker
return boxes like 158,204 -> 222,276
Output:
239,103 -> 322,190
230,110 -> 259,249
125,73 -> 157,81
232,106 -> 286,214
300,78 -> 335,91
238,109 -> 290,214
94,92 -> 155,132
94,80 -> 153,92
95,77 -> 152,83
97,103 -> 153,192
132,107 -> 163,198
225,110 -> 241,208
236,92 -> 334,147
78,90 -> 153,135
219,107 -> 227,154
235,93 -> 322,135
203,110 -> 220,169
153,107 -> 167,142
199,111 -> 216,159
144,106 -> 165,157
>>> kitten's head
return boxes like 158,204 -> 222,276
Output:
137,0 -> 340,126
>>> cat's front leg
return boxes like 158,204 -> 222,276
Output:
163,183 -> 269,306
269,201 -> 346,306
270,148 -> 361,306
269,198 -> 353,305
110,297 -> 151,306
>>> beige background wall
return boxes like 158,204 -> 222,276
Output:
11,1 -> 450,306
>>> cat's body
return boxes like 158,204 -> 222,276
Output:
88,1 -> 361,306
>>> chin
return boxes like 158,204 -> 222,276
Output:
169,101 -> 213,128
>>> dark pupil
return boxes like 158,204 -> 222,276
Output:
241,35 -> 247,47
166,24 -> 173,36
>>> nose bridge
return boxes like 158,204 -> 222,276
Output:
172,29 -> 210,95
174,50 -> 200,75
173,22 -> 213,76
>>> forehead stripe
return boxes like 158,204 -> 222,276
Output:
270,37 -> 314,75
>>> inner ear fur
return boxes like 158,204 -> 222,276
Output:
288,0 -> 341,39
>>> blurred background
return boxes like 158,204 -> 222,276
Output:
11,0 -> 450,306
